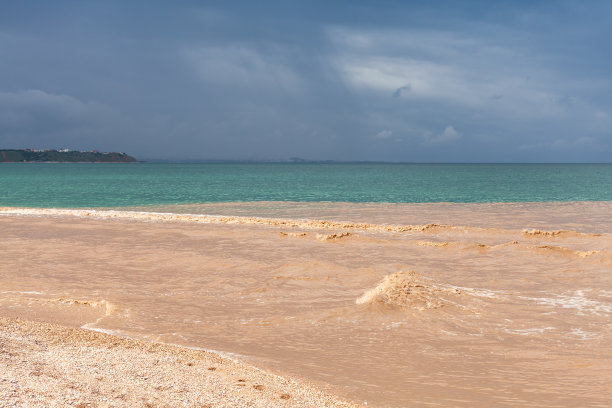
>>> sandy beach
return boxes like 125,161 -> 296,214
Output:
0,316 -> 359,408
1,202 -> 611,407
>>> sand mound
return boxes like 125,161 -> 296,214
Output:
356,271 -> 462,311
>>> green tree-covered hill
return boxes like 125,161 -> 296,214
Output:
0,150 -> 139,163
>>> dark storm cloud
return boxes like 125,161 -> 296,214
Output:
0,89 -> 117,149
393,85 -> 411,98
0,0 -> 610,162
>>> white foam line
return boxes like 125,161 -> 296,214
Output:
0,206 -> 453,233
80,323 -> 122,336
520,290 -> 612,315
79,323 -> 249,364
599,290 -> 612,298
570,328 -> 600,340
74,322 -> 335,399
449,286 -> 506,299
1,290 -> 44,295
503,327 -> 556,336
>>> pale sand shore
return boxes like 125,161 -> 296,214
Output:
0,316 -> 361,408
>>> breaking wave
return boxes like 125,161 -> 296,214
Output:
0,207 -> 452,233
316,232 -> 352,241
413,239 -> 604,259
46,297 -> 118,317
522,229 -> 601,238
356,271 -> 463,311
279,231 -> 307,237
1,208 -> 605,249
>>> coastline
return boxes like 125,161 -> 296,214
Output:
0,316 -> 360,408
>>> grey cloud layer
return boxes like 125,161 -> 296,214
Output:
0,1 -> 610,162
0,90 -> 116,149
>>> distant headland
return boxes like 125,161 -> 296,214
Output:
0,149 -> 139,163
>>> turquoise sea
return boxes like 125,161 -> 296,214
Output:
0,163 -> 610,207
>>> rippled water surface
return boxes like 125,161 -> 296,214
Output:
1,202 -> 611,407
1,163 -> 611,206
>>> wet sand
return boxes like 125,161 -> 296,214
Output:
1,202 -> 611,407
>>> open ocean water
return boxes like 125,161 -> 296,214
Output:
0,163 -> 611,207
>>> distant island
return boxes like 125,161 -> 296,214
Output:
0,149 -> 139,163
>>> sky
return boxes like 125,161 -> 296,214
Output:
0,0 -> 611,162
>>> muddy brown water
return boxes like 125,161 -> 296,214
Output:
1,202 -> 611,407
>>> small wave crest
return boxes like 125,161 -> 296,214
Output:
535,245 -> 601,258
521,228 -> 600,238
521,290 -> 612,316
523,229 -> 566,237
413,239 -> 604,259
3,207 -> 605,241
316,232 -> 351,242
415,240 -> 449,248
279,231 -> 307,237
356,271 -> 462,311
0,207 -> 452,234
47,298 -> 117,317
